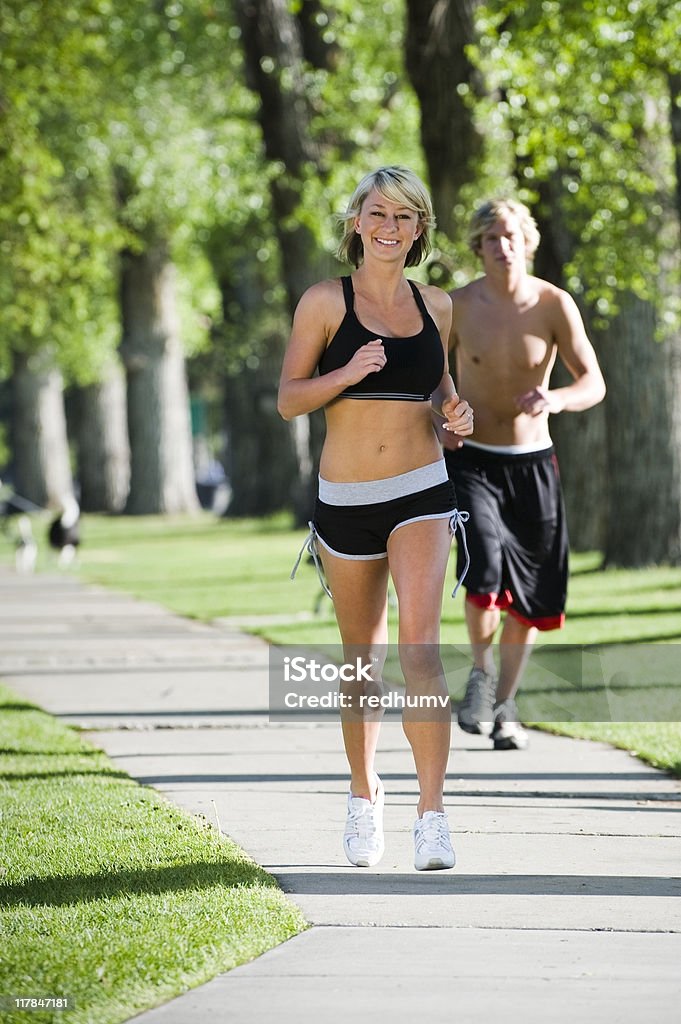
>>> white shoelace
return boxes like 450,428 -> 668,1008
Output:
415,812 -> 451,854
346,799 -> 380,845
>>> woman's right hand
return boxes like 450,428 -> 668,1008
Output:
341,339 -> 386,386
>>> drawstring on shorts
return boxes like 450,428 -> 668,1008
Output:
290,521 -> 332,599
291,510 -> 470,602
449,509 -> 470,598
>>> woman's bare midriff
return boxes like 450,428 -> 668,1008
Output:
319,398 -> 443,482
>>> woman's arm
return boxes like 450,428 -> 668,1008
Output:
277,280 -> 387,421
422,284 -> 474,439
433,378 -> 474,442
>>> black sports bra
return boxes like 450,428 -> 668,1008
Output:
317,276 -> 444,401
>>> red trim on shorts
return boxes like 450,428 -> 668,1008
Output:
508,607 -> 565,631
466,590 -> 513,612
466,592 -> 564,631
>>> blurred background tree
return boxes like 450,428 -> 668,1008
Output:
0,1 -> 123,508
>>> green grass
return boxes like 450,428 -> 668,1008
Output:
0,685 -> 307,1024
29,511 -> 326,622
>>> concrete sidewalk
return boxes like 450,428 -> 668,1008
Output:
2,569 -> 681,1023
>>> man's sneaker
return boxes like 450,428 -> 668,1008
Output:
491,698 -> 529,750
457,667 -> 497,736
413,810 -> 456,870
343,774 -> 385,867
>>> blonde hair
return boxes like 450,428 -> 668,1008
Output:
468,199 -> 540,258
337,166 -> 436,268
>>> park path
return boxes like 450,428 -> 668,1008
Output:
2,569 -> 680,1023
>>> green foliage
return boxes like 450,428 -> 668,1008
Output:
4,0 -> 680,393
472,0 -> 681,321
0,422 -> 11,469
0,1 -> 124,380
301,0 -> 425,257
0,0 -> 256,382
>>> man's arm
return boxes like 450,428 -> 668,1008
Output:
516,289 -> 606,416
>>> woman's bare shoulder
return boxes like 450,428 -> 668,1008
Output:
290,278 -> 347,344
297,277 -> 346,312
414,280 -> 452,315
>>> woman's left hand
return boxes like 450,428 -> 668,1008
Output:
441,395 -> 474,436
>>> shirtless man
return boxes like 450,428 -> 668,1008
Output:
441,199 -> 606,749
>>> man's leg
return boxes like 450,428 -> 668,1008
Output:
490,450 -> 568,748
457,598 -> 501,735
466,598 -> 501,676
491,613 -> 535,750
497,613 -> 537,702
446,449 -> 505,735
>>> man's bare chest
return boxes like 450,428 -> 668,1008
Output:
460,308 -> 553,372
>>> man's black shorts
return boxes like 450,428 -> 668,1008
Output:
444,443 -> 568,630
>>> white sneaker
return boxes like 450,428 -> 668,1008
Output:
343,774 -> 385,867
413,810 -> 456,870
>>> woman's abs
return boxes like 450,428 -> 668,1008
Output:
319,399 -> 441,482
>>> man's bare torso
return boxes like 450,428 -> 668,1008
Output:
451,275 -> 560,446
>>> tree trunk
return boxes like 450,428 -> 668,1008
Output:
223,333 -> 299,516
404,0 -> 485,238
235,0 -> 325,311
234,0 -> 332,522
119,242 -> 199,515
547,363 -> 607,552
71,362 -> 129,512
295,0 -> 340,72
599,295 -> 681,566
11,349 -> 74,508
210,248 -> 298,516
668,73 -> 681,224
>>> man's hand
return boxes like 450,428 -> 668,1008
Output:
515,386 -> 565,416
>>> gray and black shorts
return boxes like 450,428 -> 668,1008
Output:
290,459 -> 470,599
315,459 -> 457,560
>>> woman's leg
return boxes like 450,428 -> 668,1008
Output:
387,518 -> 453,817
319,549 -> 390,801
